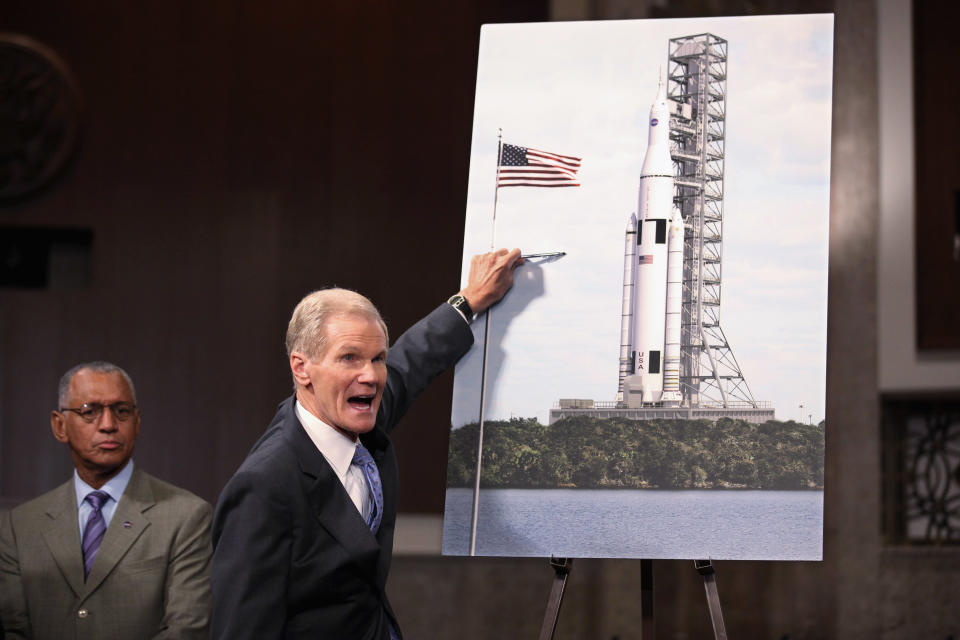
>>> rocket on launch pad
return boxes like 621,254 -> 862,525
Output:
618,77 -> 684,408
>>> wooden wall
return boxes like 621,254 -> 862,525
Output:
0,0 -> 548,511
914,1 -> 960,349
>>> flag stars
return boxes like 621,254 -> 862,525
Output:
501,144 -> 528,166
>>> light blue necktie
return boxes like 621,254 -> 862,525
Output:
351,444 -> 400,639
81,491 -> 109,580
351,443 -> 383,534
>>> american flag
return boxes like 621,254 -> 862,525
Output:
497,143 -> 581,188
638,255 -> 654,264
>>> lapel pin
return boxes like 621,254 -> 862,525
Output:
122,521 -> 132,528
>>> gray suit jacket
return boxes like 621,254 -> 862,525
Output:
0,468 -> 212,639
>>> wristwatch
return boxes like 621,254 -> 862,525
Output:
447,294 -> 474,323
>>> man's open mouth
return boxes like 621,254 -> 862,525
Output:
348,395 -> 375,410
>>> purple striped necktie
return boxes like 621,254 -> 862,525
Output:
351,443 -> 383,534
350,442 -> 400,640
350,446 -> 400,640
81,490 -> 109,580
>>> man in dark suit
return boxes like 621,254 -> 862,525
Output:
0,362 -> 212,639
211,248 -> 522,639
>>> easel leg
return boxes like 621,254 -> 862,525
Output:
694,560 -> 728,640
641,559 -> 654,639
538,557 -> 573,640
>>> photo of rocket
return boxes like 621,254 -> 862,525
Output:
443,15 -> 833,560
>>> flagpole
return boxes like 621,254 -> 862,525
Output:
469,129 -> 502,556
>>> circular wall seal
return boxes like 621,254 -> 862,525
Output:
0,33 -> 82,201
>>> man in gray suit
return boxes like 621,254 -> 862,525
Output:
0,362 -> 212,639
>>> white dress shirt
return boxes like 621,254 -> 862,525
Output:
295,400 -> 372,522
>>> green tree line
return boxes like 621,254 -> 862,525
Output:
446,416 -> 824,490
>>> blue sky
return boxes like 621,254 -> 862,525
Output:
451,14 -> 834,427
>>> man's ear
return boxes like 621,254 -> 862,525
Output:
50,411 -> 68,443
290,352 -> 312,388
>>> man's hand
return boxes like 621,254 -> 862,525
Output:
459,248 -> 524,314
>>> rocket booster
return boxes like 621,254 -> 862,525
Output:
617,213 -> 637,402
619,77 -> 684,407
661,205 -> 683,405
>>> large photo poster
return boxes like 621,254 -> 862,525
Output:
443,14 -> 834,560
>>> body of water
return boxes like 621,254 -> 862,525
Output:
442,488 -> 823,560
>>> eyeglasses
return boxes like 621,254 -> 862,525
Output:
58,402 -> 138,423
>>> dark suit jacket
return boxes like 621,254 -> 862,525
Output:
0,468 -> 212,639
211,303 -> 473,639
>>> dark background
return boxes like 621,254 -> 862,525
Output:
0,0 -> 547,512
914,1 -> 960,349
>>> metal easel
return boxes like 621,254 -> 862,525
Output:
538,558 -> 728,639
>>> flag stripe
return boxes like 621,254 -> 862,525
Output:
518,165 -> 578,178
527,150 -> 581,169
527,152 -> 581,165
500,182 -> 580,188
499,175 -> 578,182
499,169 -> 578,179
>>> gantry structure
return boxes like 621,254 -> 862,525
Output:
667,33 -> 760,410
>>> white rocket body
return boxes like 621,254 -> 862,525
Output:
621,78 -> 684,408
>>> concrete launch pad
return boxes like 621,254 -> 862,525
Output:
548,400 -> 775,425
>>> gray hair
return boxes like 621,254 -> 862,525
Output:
286,288 -> 389,361
58,361 -> 137,408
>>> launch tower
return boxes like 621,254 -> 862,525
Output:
667,33 -> 759,411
